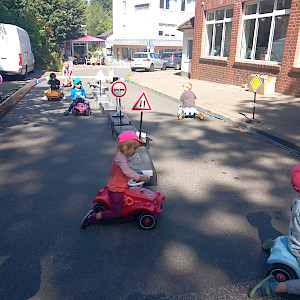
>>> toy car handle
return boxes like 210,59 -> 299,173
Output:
128,179 -> 145,187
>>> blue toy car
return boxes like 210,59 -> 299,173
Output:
267,236 -> 300,281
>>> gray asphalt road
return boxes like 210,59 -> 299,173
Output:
0,66 -> 298,300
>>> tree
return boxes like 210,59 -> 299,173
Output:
0,0 -> 51,68
0,0 -> 26,24
86,0 -> 112,37
28,0 -> 87,44
0,0 -> 88,69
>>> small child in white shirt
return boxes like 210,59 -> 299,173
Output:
177,82 -> 204,120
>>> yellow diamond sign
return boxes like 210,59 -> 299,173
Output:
250,75 -> 262,92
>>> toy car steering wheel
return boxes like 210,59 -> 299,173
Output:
128,179 -> 145,187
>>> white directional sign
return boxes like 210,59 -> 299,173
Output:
132,92 -> 153,111
111,81 -> 127,97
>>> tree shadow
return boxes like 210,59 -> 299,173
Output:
0,68 -> 298,299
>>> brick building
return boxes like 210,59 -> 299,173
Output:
191,0 -> 300,96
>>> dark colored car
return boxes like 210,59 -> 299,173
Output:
161,52 -> 182,70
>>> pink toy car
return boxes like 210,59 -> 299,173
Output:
92,179 -> 164,229
72,101 -> 91,116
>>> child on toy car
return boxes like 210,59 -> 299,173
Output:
62,62 -> 73,87
43,73 -> 65,100
64,78 -> 90,115
81,131 -> 150,228
177,81 -> 203,120
248,163 -> 300,298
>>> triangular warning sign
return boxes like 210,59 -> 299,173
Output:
132,92 -> 153,111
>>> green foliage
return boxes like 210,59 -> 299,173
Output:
0,0 -> 87,70
0,0 -> 26,24
0,0 -> 112,70
28,0 -> 87,44
86,0 -> 112,37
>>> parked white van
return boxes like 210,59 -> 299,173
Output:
0,23 -> 35,78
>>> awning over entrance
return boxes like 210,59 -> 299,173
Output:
71,35 -> 105,42
65,35 -> 106,63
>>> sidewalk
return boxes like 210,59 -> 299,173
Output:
129,70 -> 300,154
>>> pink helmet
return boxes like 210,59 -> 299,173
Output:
291,163 -> 300,193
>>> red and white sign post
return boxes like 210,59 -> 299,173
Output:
132,92 -> 153,138
111,81 -> 127,98
111,81 -> 127,124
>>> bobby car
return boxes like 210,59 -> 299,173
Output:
82,178 -> 164,230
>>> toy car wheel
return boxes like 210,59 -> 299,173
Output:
74,109 -> 79,116
85,109 -> 91,116
267,263 -> 298,281
93,203 -> 109,213
137,212 -> 156,230
178,112 -> 184,120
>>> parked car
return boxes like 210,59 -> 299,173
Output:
161,52 -> 182,70
0,23 -> 35,79
130,52 -> 166,72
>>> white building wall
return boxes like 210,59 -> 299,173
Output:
112,0 -> 195,60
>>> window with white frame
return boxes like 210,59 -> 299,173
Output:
204,8 -> 233,58
181,0 -> 185,11
181,0 -> 196,11
240,0 -> 291,63
160,0 -> 177,10
159,23 -> 177,37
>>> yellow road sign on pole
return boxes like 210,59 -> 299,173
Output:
246,75 -> 262,123
250,75 -> 262,92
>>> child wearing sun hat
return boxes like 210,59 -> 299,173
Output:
288,163 -> 300,258
80,131 -> 150,228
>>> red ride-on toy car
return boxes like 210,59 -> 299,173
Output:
62,78 -> 72,87
92,179 -> 164,229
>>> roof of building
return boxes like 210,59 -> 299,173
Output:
97,29 -> 113,40
177,17 -> 194,32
